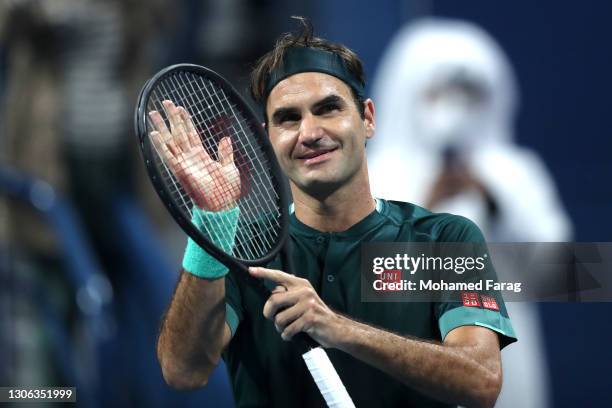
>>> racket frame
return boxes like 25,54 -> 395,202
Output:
135,64 -> 291,274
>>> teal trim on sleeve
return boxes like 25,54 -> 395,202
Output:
439,306 -> 517,349
225,303 -> 240,337
182,206 -> 240,279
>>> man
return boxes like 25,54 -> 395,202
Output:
154,19 -> 516,408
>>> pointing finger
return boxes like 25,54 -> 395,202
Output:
249,267 -> 300,287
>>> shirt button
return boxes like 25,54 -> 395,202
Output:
327,275 -> 335,283
316,236 -> 326,244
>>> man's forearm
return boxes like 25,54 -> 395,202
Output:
157,270 -> 228,389
332,315 -> 501,408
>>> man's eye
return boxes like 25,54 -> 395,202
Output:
280,113 -> 300,123
318,104 -> 340,115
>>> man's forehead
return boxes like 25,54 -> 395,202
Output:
267,72 -> 352,109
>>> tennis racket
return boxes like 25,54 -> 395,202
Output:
134,64 -> 354,408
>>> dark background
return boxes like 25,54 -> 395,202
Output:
1,0 -> 610,406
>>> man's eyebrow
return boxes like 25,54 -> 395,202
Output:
312,94 -> 345,111
270,94 -> 346,124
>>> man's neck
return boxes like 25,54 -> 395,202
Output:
290,178 -> 376,233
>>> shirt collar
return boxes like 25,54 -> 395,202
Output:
289,198 -> 387,238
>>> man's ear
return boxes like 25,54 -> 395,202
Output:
363,98 -> 376,140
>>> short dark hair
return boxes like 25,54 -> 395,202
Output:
250,16 -> 366,121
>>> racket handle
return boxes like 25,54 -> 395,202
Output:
302,347 -> 356,408
293,332 -> 319,350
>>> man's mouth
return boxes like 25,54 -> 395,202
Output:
296,148 -> 338,165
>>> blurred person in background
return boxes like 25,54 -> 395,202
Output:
0,0 -> 77,390
368,18 -> 572,407
0,0 -> 189,405
0,0 -> 170,288
0,0 -> 289,405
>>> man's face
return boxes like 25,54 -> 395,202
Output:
266,72 -> 374,197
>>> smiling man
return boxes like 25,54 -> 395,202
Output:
266,71 -> 372,197
156,18 -> 516,408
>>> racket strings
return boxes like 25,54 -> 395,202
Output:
148,97 -> 276,259
149,90 -> 272,255
161,76 -> 243,213
146,71 -> 283,261
191,74 -> 280,255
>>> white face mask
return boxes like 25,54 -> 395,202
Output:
413,85 -> 485,151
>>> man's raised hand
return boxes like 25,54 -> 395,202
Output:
149,100 -> 241,211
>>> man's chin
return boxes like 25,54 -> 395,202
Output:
293,176 -> 342,199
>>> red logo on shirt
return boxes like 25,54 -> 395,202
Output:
480,295 -> 499,311
379,270 -> 402,291
461,292 -> 481,307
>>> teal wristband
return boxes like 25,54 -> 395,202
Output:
182,206 -> 241,279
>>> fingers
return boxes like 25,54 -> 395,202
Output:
162,100 -> 191,152
149,110 -> 171,139
271,298 -> 318,341
149,105 -> 188,159
273,300 -> 308,332
249,267 -> 303,288
280,314 -> 311,341
149,102 -> 239,211
272,285 -> 287,294
152,130 -> 188,179
150,101 -> 234,173
265,290 -> 316,341
150,130 -> 168,157
262,287 -> 312,320
218,137 -> 234,166
179,107 -> 201,148
258,277 -> 332,343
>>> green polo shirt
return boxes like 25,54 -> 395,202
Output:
222,199 -> 516,407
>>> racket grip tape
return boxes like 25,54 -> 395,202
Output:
302,347 -> 356,408
182,206 -> 240,279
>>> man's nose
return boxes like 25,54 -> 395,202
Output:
298,113 -> 325,145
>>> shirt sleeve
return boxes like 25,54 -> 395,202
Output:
434,214 -> 517,349
224,268 -> 244,337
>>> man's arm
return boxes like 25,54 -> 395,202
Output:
249,266 -> 502,408
149,99 -> 242,389
157,271 -> 232,390
333,316 -> 501,408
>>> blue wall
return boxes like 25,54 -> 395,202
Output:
433,1 -> 612,242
